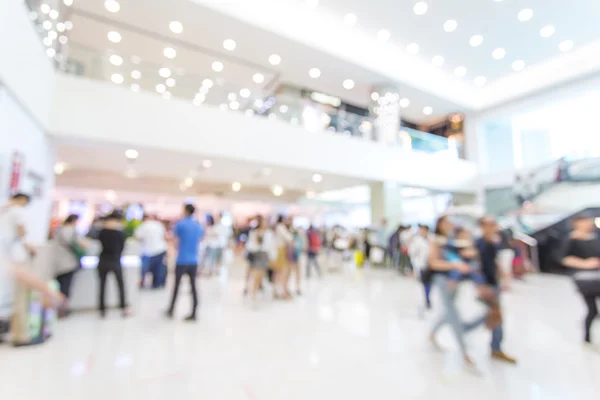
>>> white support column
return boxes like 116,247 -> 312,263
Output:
370,182 -> 404,229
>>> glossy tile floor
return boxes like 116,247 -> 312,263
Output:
1,262 -> 599,400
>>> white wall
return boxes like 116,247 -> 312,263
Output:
0,0 -> 55,128
0,87 -> 55,244
49,74 -> 478,192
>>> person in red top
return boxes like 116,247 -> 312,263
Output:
306,225 -> 322,279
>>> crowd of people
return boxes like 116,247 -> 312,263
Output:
1,193 -> 599,374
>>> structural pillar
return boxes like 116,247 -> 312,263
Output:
369,182 -> 403,229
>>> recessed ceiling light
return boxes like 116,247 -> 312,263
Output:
232,182 -> 242,192
230,101 -> 240,110
344,13 -> 357,26
130,83 -> 140,92
56,22 -> 65,32
309,68 -> 321,78
540,25 -> 555,38
195,93 -> 206,102
559,40 -> 574,52
65,21 -> 73,30
474,76 -> 487,86
492,48 -> 506,60
125,149 -> 138,159
343,79 -> 355,89
413,2 -> 428,15
399,98 -> 410,108
512,60 -> 525,71
312,173 -> 323,183
254,99 -> 264,108
454,66 -> 467,77
199,86 -> 209,94
279,105 -> 289,113
272,185 -> 284,197
432,55 -> 444,67
202,159 -> 213,168
228,93 -> 237,101
163,47 -> 176,59
159,67 -> 171,78
469,34 -> 483,47
202,79 -> 214,88
54,162 -> 66,175
253,73 -> 265,83
240,88 -> 251,98
371,92 -> 379,101
46,48 -> 56,58
406,43 -> 419,54
377,29 -> 391,41
269,54 -> 281,65
48,30 -> 58,40
40,4 -> 51,14
305,0 -> 319,8
131,70 -> 141,79
42,20 -> 52,30
110,73 -> 124,84
423,106 -> 433,115
107,31 -> 121,43
156,84 -> 166,94
166,78 -> 176,88
104,0 -> 120,13
223,39 -> 236,51
443,20 -> 457,32
517,8 -> 533,22
169,21 -> 183,34
306,191 -> 316,199
58,35 -> 68,45
49,9 -> 59,20
212,61 -> 224,72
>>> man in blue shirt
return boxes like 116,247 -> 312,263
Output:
166,204 -> 204,321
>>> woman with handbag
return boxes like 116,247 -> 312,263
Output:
559,213 -> 600,345
52,214 -> 86,317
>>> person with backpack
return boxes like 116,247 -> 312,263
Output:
306,225 -> 322,279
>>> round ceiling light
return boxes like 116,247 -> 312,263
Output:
253,73 -> 265,83
454,66 -> 467,77
58,35 -> 68,45
43,37 -> 52,46
163,47 -> 176,59
540,25 -> 555,38
312,173 -> 323,183
49,9 -> 59,20
232,182 -> 242,192
413,2 -> 428,15
309,68 -> 321,78
254,99 -> 264,108
212,61 -> 224,72
156,84 -> 166,94
228,93 -> 237,101
240,88 -> 251,98
492,48 -> 506,60
46,48 -> 56,58
48,30 -> 58,40
344,13 -> 357,26
517,8 -> 533,22
559,40 -> 574,52
65,21 -> 73,30
42,20 -> 52,30
202,159 -> 213,168
306,191 -> 316,199
223,39 -> 236,51
54,162 -> 66,175
169,21 -> 183,34
107,31 -> 121,43
40,4 -> 51,14
371,92 -> 379,101
56,22 -> 65,32
229,101 -> 240,110
443,20 -> 457,32
165,78 -> 176,88
109,55 -> 123,66
343,79 -> 355,90
377,29 -> 390,41
105,0 -> 120,13
469,34 -> 483,47
125,149 -> 138,159
272,185 -> 284,197
474,76 -> 487,87
432,55 -> 444,67
269,54 -> 281,65
512,60 -> 525,71
202,78 -> 214,88
131,70 -> 141,79
399,98 -> 410,108
406,43 -> 419,54
159,67 -> 171,78
422,106 -> 433,115
279,105 -> 289,113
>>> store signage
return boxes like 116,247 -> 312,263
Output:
310,92 -> 341,107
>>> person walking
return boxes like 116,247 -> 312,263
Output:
97,212 -> 130,318
306,225 -> 322,279
135,214 -> 168,288
559,213 -> 600,346
409,224 -> 431,312
166,204 -> 204,321
202,215 -> 220,277
51,214 -> 86,317
245,216 -> 276,306
273,215 -> 293,299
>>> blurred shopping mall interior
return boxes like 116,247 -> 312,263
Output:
2,0 -> 600,399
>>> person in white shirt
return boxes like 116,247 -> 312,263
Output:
408,224 -> 432,311
202,215 -> 220,276
0,193 -> 65,345
245,216 -> 276,304
213,213 -> 232,272
135,214 -> 168,288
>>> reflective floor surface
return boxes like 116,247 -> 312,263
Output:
1,264 -> 599,400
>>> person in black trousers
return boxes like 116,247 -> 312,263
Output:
97,212 -> 130,318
